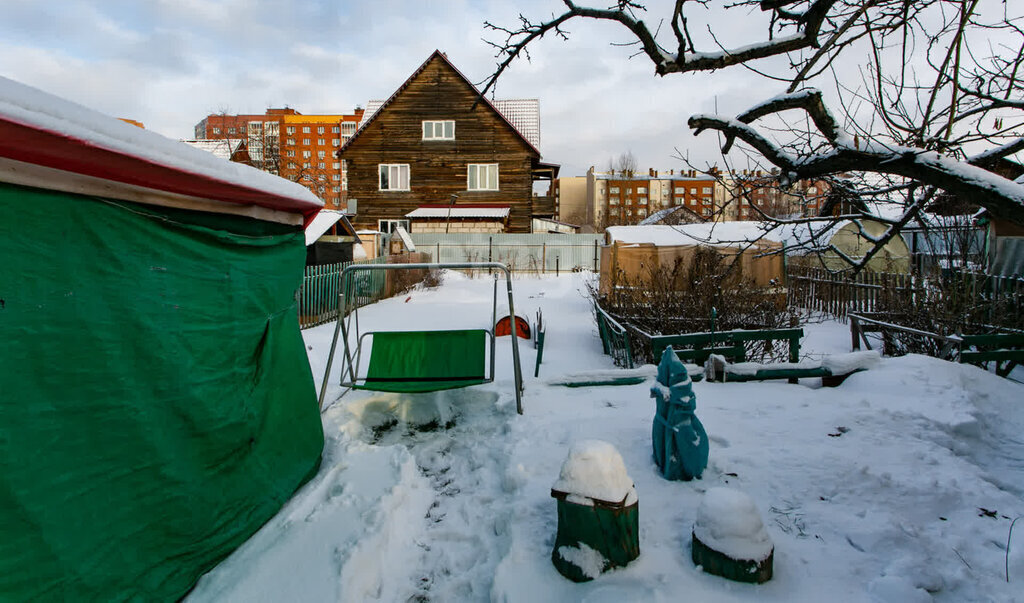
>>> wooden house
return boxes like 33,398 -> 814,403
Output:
338,50 -> 557,234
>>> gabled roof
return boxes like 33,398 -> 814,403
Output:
0,76 -> 322,226
304,209 -> 359,245
639,205 -> 706,226
340,50 -> 541,157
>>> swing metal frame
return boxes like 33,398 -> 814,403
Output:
318,262 -> 524,414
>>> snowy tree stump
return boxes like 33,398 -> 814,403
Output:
691,488 -> 773,584
550,440 -> 640,582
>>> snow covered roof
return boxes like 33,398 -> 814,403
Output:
181,138 -> 245,162
0,76 -> 322,226
406,205 -> 511,219
638,205 -> 704,226
304,209 -> 359,246
606,223 -> 787,247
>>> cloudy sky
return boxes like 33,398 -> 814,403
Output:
1,0 -> 803,177
7,1 -> 1014,180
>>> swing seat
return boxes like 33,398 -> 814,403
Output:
354,329 -> 490,393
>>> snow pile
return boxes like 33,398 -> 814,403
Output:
821,350 -> 881,374
551,440 -> 638,506
189,273 -> 1024,602
555,543 -> 606,580
693,487 -> 774,562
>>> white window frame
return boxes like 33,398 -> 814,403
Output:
467,163 -> 499,191
379,163 -> 410,191
378,219 -> 410,234
422,120 -> 455,141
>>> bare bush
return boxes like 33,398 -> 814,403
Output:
591,247 -> 800,363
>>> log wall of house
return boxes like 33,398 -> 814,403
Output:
340,55 -> 538,233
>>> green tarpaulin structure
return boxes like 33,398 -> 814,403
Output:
0,77 -> 327,601
0,185 -> 324,600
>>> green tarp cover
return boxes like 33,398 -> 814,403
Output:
357,329 -> 488,393
0,183 -> 324,601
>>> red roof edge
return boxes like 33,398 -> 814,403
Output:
0,116 -> 322,227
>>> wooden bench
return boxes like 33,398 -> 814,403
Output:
958,333 -> 1024,377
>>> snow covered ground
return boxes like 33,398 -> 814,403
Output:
188,272 -> 1024,602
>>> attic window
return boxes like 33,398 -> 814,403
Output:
423,120 -> 455,140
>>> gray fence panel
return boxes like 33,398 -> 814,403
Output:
410,233 -> 604,274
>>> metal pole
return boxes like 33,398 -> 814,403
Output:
445,193 -> 458,234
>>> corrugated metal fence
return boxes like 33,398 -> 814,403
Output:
409,233 -> 604,274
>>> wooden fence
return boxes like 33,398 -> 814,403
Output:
298,252 -> 431,329
786,267 -> 915,319
786,266 -> 1024,324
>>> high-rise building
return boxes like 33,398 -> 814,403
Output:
194,107 -> 364,209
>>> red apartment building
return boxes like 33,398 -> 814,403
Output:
194,107 -> 365,210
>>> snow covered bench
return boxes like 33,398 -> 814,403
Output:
651,327 -> 803,383
703,351 -> 880,386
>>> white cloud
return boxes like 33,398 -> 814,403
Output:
0,0 -> 877,177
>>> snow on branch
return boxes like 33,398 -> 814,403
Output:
689,92 -> 1024,221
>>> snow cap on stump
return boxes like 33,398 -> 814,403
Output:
692,487 -> 774,583
551,440 -> 637,506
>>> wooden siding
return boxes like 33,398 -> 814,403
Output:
340,54 -> 539,233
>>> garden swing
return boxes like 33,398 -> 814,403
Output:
318,262 -> 524,414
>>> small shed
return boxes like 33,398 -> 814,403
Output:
784,219 -> 911,273
0,76 -> 325,600
601,224 -> 785,295
979,210 -> 1024,277
305,208 -> 361,265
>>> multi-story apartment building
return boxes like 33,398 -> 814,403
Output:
554,167 -> 829,228
553,167 -> 717,228
193,107 -> 364,210
717,170 -> 829,220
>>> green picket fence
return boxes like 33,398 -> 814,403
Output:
299,257 -> 386,329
